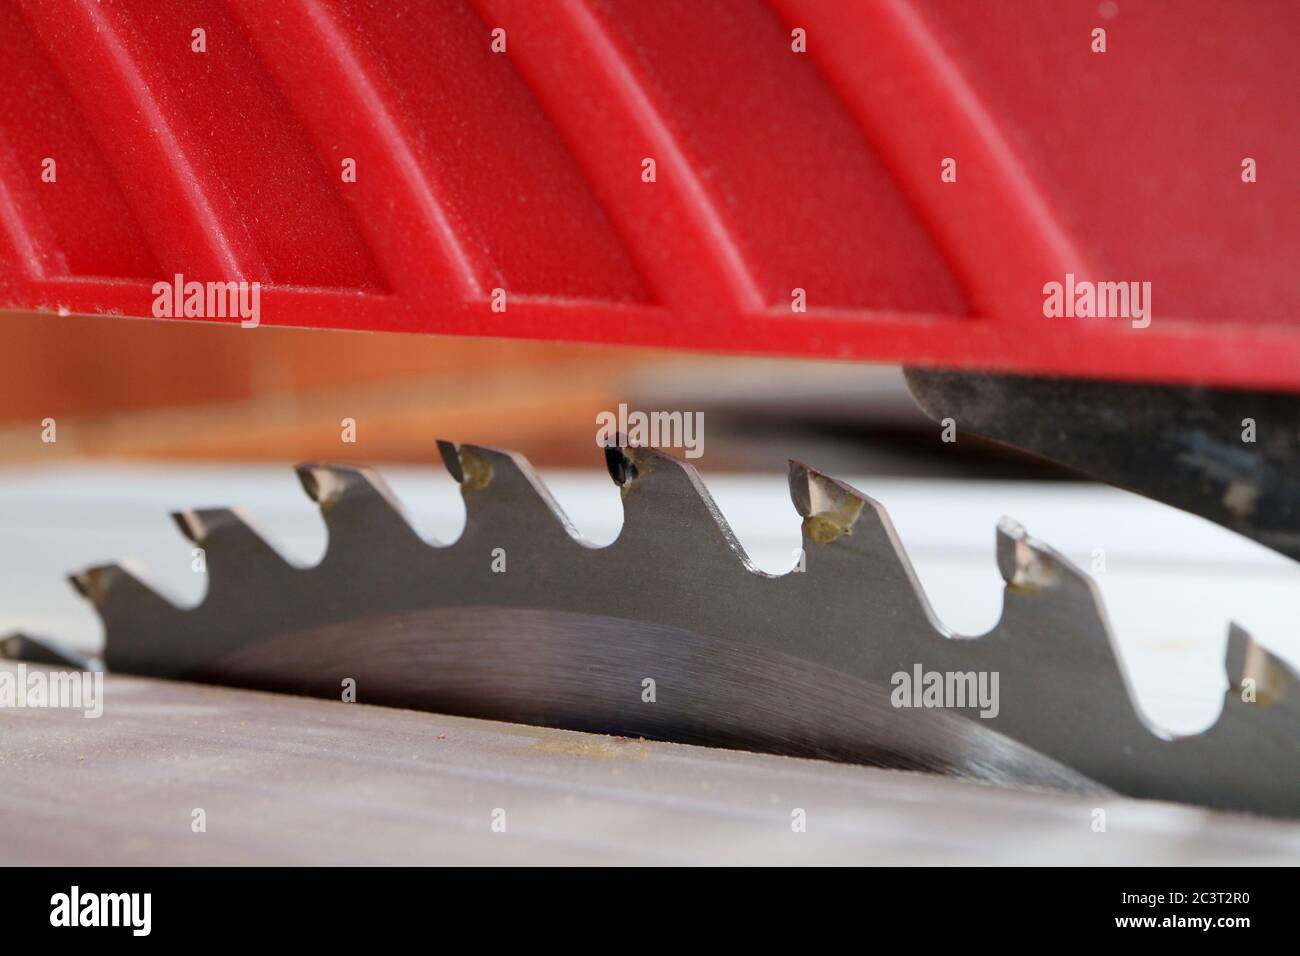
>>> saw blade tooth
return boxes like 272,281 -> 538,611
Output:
68,563 -> 192,676
170,508 -> 301,603
787,459 -> 868,544
995,515 -> 1082,592
70,563 -> 138,609
786,459 -> 943,630
295,462 -> 428,551
295,461 -> 399,511
989,516 -> 1145,729
610,440 -> 756,568
991,516 -> 1122,643
1224,622 -> 1295,709
436,439 -> 465,484
0,632 -> 94,669
68,562 -> 186,611
438,440 -> 584,545
172,507 -> 288,556
67,561 -> 189,663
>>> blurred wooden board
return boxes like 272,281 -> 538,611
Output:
0,310 -> 679,466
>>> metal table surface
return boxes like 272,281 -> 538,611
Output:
3,664 -> 1298,865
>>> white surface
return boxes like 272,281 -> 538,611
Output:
1,461 -> 1297,736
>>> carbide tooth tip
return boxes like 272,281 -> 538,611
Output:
996,515 -> 1028,539
608,443 -> 705,496
440,442 -> 499,491
995,516 -> 1057,588
1225,623 -> 1292,704
294,462 -> 328,502
436,440 -> 464,484
295,462 -> 369,508
1225,622 -> 1252,680
787,460 -> 815,515
171,508 -> 244,545
615,439 -> 673,468
67,571 -> 89,597
787,461 -> 867,543
67,564 -> 118,606
603,441 -> 637,486
171,509 -> 207,544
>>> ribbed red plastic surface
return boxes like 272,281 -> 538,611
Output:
1,0 -> 1297,388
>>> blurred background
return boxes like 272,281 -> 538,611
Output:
0,309 -> 1058,477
